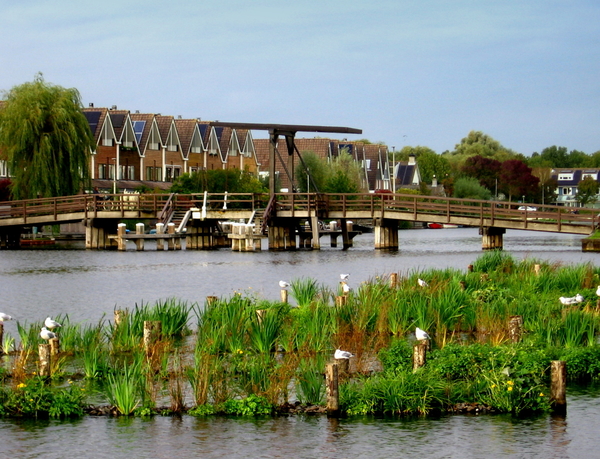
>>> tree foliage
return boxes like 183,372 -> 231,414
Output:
0,74 -> 94,199
576,176 -> 599,207
453,177 -> 492,200
462,155 -> 502,192
169,169 -> 267,194
295,150 -> 364,193
499,159 -> 540,201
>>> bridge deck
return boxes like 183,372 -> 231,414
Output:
0,192 -> 595,236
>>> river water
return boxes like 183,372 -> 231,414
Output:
0,227 -> 599,458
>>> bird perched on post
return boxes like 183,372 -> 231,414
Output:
417,278 -> 428,287
279,280 -> 290,289
334,349 -> 354,359
340,274 -> 350,282
342,283 -> 351,294
415,327 -> 430,341
44,317 -> 62,330
40,327 -> 56,341
0,313 -> 12,321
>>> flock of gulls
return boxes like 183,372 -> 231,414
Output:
0,313 -> 61,341
0,278 -> 598,360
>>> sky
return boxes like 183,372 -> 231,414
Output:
1,0 -> 599,155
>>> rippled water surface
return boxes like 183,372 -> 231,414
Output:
0,227 -> 599,458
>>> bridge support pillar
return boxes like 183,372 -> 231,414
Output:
480,226 -> 505,250
268,218 -> 297,251
374,218 -> 398,250
85,218 -> 117,249
0,228 -> 21,249
310,216 -> 321,250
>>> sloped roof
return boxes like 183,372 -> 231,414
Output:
82,107 -> 108,142
130,112 -> 155,154
174,118 -> 197,157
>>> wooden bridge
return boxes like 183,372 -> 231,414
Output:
0,192 -> 596,250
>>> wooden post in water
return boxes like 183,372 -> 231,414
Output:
550,360 -> 567,414
335,295 -> 347,307
256,309 -> 265,324
0,323 -> 3,355
280,289 -> 288,304
117,223 -> 127,251
168,223 -> 176,250
143,321 -> 162,353
135,222 -> 145,251
206,296 -> 218,305
412,340 -> 428,371
156,223 -> 165,251
534,264 -> 541,276
39,343 -> 51,378
49,337 -> 60,356
390,272 -> 398,288
326,362 -> 339,417
508,315 -> 523,343
114,309 -> 127,326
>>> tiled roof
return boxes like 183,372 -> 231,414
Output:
130,113 -> 155,154
174,118 -> 197,158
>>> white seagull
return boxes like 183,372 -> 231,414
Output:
279,280 -> 290,289
0,313 -> 12,321
596,285 -> 600,297
559,295 -> 583,306
340,274 -> 350,282
415,327 -> 431,341
40,327 -> 56,341
334,349 -> 354,359
342,283 -> 351,294
44,317 -> 62,330
418,278 -> 428,287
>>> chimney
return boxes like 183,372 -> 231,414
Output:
408,153 -> 416,165
89,103 -> 94,108
110,105 -> 117,110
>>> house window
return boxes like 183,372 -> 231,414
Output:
122,165 -> 135,180
0,160 -> 7,177
102,138 -> 113,147
145,166 -> 162,181
165,166 -> 181,182
149,142 -> 159,150
191,146 -> 202,153
98,164 -> 108,179
167,144 -> 178,152
123,140 -> 133,148
558,174 -> 573,181
562,187 -> 573,196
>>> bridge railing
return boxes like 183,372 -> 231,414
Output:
0,192 -> 598,232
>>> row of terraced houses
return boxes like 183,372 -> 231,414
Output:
0,104 -> 422,194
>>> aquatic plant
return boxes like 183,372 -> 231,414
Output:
296,358 -> 326,405
0,376 -> 84,418
105,361 -> 142,415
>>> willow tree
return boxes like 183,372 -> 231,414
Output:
0,74 -> 94,199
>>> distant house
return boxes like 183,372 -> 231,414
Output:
552,168 -> 600,207
393,153 -> 422,190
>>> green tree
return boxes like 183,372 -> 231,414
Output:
170,169 -> 266,194
575,175 -> 599,207
295,151 -> 329,193
0,74 -> 94,199
453,177 -> 492,200
325,150 -> 364,193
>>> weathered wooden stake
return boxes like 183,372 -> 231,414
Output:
114,309 -> 127,326
335,295 -> 348,307
412,340 -> 428,371
49,337 -> 60,356
280,289 -> 288,304
550,360 -> 567,414
39,343 -> 51,378
335,358 -> 350,380
326,363 -> 339,417
206,296 -> 218,305
534,264 -> 541,276
143,320 -> 162,353
256,309 -> 265,324
468,264 -> 474,272
117,223 -> 127,251
508,315 -> 523,343
390,272 -> 398,288
0,322 -> 4,355
135,222 -> 145,251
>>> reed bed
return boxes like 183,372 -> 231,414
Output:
2,253 -> 600,418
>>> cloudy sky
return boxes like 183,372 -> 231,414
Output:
1,0 -> 598,155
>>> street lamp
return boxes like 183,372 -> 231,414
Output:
391,146 -> 395,194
